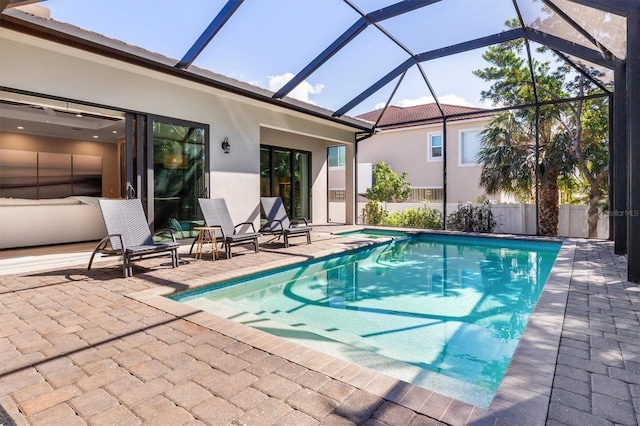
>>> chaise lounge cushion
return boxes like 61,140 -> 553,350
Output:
0,197 -> 81,206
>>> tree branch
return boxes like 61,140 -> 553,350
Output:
571,77 -> 597,188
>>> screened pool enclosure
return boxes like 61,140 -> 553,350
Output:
1,0 -> 638,282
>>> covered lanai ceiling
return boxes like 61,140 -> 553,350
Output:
0,0 -> 631,124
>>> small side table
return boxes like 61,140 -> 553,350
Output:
193,226 -> 220,261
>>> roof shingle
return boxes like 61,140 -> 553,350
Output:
357,103 -> 492,129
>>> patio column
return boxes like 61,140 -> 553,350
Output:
627,4 -> 640,283
344,142 -> 356,225
613,64 -> 627,254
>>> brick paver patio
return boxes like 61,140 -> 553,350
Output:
0,227 -> 638,425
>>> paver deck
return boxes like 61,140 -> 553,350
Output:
0,226 -> 638,425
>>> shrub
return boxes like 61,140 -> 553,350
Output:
364,161 -> 411,203
447,201 -> 497,233
363,200 -> 388,225
383,204 -> 443,229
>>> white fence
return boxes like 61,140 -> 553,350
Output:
328,202 -> 609,239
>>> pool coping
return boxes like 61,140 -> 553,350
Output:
129,230 -> 575,425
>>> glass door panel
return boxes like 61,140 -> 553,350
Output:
152,121 -> 206,239
274,149 -> 292,215
294,152 -> 310,219
260,147 -> 271,198
124,113 -> 146,201
260,145 -> 311,221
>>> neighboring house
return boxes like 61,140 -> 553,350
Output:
0,6 -> 369,248
328,103 -> 511,222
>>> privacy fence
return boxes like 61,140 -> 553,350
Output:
328,202 -> 609,239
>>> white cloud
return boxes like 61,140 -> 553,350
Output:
268,72 -> 324,104
374,94 -> 479,110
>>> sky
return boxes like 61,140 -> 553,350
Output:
40,0 -> 524,116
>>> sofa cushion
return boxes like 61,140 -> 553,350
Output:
0,199 -> 106,249
0,197 -> 81,206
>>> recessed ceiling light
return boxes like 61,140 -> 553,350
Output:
76,113 -> 83,117
93,135 -> 99,139
112,130 -> 117,134
17,126 -> 24,130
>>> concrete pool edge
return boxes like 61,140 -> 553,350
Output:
129,232 -> 574,425
489,239 -> 576,424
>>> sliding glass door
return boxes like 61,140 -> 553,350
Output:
260,145 -> 310,220
293,151 -> 310,220
152,120 -> 207,237
125,114 -> 208,237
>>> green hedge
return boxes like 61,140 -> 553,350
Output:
363,201 -> 443,229
363,200 -> 497,233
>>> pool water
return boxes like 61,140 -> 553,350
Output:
170,234 -> 561,408
335,228 -> 408,239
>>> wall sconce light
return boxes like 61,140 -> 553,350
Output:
221,137 -> 231,154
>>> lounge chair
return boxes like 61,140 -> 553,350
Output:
192,198 -> 260,259
88,198 -> 180,277
259,196 -> 312,248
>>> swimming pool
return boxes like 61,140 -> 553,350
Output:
170,233 -> 561,408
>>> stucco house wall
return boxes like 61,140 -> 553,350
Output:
1,28 -> 361,227
355,117 -> 504,204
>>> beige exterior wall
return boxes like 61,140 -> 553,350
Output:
1,29 -> 360,226
355,117 -> 505,203
328,167 -> 346,190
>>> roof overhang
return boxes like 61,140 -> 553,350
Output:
0,9 -> 374,133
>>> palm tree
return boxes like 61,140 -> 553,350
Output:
473,20 -> 608,236
477,112 -> 534,201
559,78 -> 609,237
477,111 -> 574,235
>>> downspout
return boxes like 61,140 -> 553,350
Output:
442,117 -> 447,229
355,131 -> 375,224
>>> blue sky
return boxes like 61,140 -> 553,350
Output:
41,0 -> 521,116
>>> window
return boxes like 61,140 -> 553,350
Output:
329,189 -> 346,201
408,187 -> 443,202
429,134 -> 443,161
460,130 -> 481,166
328,145 -> 345,167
